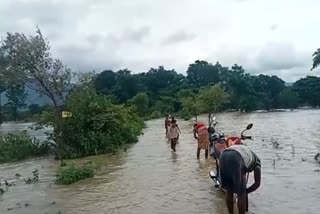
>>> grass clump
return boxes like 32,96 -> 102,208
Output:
56,164 -> 94,185
0,131 -> 51,163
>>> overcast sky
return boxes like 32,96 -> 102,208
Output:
1,0 -> 320,82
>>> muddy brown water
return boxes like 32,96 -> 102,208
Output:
0,110 -> 320,214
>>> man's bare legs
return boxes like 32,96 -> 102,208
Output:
237,192 -> 247,214
197,147 -> 201,159
225,191 -> 234,214
197,148 -> 209,159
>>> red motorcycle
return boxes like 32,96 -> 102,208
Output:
208,122 -> 253,186
208,122 -> 253,210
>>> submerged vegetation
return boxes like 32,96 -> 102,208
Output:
56,165 -> 94,185
0,131 -> 51,163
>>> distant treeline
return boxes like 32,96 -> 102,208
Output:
93,61 -> 320,118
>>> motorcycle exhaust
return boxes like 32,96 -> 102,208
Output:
209,170 -> 220,188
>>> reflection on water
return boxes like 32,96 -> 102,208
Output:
0,110 -> 320,214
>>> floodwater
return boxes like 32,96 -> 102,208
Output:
0,110 -> 320,214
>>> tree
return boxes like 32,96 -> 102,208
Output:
28,104 -> 42,115
94,70 -> 118,95
251,75 -> 285,110
198,84 -> 229,113
180,96 -> 202,120
311,48 -> 320,71
186,60 -> 221,87
293,76 -> 320,107
60,81 -> 144,159
129,92 -> 149,116
5,83 -> 27,121
1,28 -> 72,147
0,84 -> 5,124
278,88 -> 299,109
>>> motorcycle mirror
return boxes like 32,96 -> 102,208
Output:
246,123 -> 253,130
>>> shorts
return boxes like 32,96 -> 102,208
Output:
219,149 -> 246,194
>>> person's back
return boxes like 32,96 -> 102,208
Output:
224,145 -> 260,172
219,144 -> 261,214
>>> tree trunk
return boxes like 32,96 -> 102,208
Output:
53,106 -> 64,159
0,96 -> 2,125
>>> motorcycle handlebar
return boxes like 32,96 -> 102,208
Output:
241,135 -> 253,140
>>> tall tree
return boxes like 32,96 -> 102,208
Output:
186,60 -> 221,87
0,82 -> 5,124
0,28 -> 72,148
293,76 -> 320,107
129,92 -> 149,116
311,48 -> 320,70
198,84 -> 229,113
278,87 -> 299,109
5,83 -> 27,121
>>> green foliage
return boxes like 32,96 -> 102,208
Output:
28,104 -> 50,115
0,28 -> 73,146
129,92 -> 150,116
0,131 -> 51,163
58,83 -> 144,159
148,111 -> 162,120
278,88 -> 299,109
186,60 -> 221,87
293,76 -> 320,107
198,85 -> 229,113
311,48 -> 320,71
56,165 -> 94,185
5,83 -> 28,121
180,96 -> 201,120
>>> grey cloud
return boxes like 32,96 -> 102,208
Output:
162,31 -> 196,45
86,26 -> 151,48
270,24 -> 278,31
254,42 -> 309,71
0,1 -> 64,31
122,26 -> 151,43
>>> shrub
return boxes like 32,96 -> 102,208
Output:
0,131 -> 51,163
148,111 -> 162,120
56,165 -> 94,185
58,84 -> 144,159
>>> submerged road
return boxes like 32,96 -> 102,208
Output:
1,110 -> 320,214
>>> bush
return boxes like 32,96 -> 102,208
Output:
147,111 -> 162,120
178,109 -> 192,121
56,165 -> 94,185
0,131 -> 51,163
58,84 -> 144,159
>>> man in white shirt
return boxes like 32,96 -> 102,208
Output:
219,144 -> 261,214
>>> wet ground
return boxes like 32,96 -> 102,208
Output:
0,110 -> 320,214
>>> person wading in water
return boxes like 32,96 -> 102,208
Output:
193,122 -> 209,159
171,116 -> 180,143
219,144 -> 261,214
168,119 -> 181,152
165,114 -> 171,139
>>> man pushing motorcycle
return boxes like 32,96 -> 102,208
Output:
219,144 -> 261,214
208,121 -> 261,214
